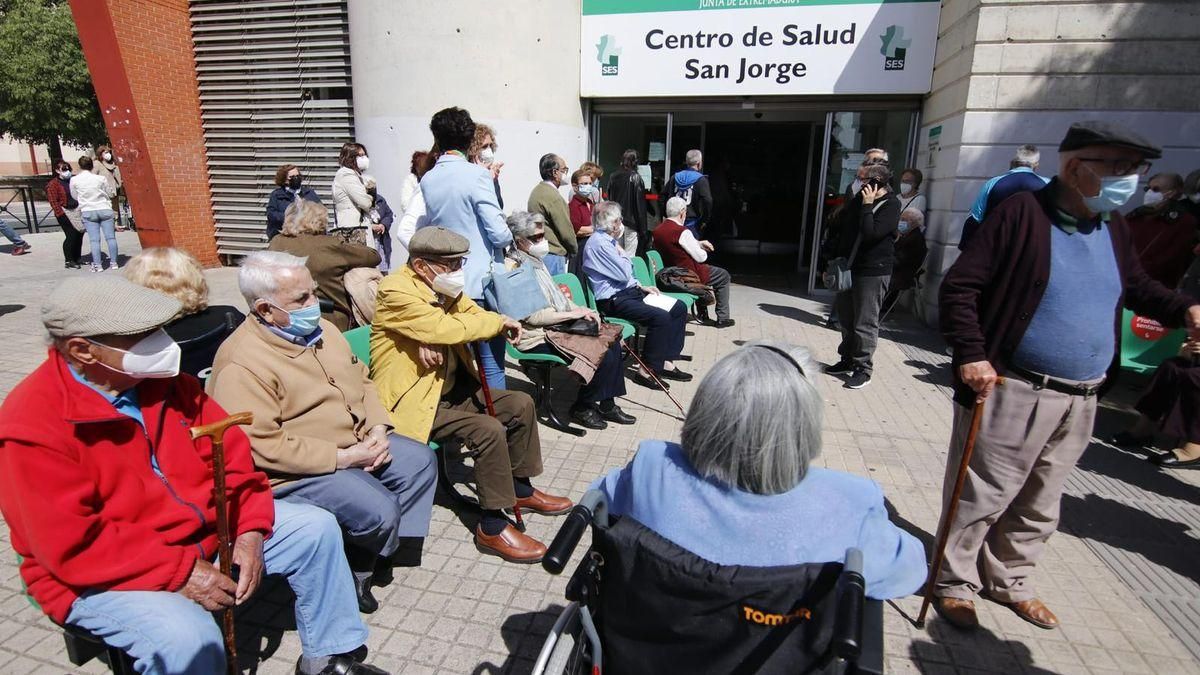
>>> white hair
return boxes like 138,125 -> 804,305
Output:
685,149 -> 702,168
506,210 -> 545,241
592,200 -> 623,235
665,196 -> 688,219
1012,144 -> 1040,169
901,207 -> 925,229
865,147 -> 889,161
681,342 -> 823,495
238,250 -> 308,306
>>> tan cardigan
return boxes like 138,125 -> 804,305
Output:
206,318 -> 391,487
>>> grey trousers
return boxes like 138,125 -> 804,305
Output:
707,265 -> 732,322
935,374 -> 1100,602
835,274 -> 889,375
276,434 -> 438,560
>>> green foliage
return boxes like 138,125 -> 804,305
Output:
0,0 -> 106,151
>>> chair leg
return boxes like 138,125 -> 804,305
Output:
529,364 -> 585,437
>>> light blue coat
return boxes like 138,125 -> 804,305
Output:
418,154 -> 512,299
592,440 -> 928,600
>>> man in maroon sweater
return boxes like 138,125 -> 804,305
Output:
934,121 -> 1200,631
652,196 -> 735,327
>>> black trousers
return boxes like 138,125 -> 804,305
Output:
57,214 -> 83,264
600,287 -> 686,372
527,338 -> 626,405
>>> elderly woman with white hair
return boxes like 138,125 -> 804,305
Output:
582,200 -> 690,390
504,211 -> 635,429
593,342 -> 926,600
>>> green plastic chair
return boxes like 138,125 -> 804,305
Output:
505,336 -> 584,435
553,273 -> 635,340
646,249 -> 665,277
1119,308 -> 1187,375
632,256 -> 697,312
342,325 -> 371,364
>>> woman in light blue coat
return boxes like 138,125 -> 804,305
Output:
592,341 -> 927,600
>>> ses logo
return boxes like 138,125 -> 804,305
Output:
880,25 -> 911,71
597,34 -> 621,76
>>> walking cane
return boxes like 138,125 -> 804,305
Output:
621,339 -> 685,414
472,342 -> 526,530
190,411 -> 255,675
915,379 -> 1002,629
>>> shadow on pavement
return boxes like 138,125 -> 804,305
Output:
908,620 -> 1057,674
471,605 -> 565,675
0,304 -> 24,318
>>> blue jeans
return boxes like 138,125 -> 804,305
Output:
65,501 -> 368,674
276,434 -> 437,558
83,209 -> 118,265
0,220 -> 27,246
543,254 -> 567,276
475,297 -> 508,391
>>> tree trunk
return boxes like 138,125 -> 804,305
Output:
47,136 -> 63,163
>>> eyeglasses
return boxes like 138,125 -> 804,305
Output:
424,257 -> 465,271
1076,157 -> 1153,176
527,232 -> 546,243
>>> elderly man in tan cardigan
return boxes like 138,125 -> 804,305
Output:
208,250 -> 436,614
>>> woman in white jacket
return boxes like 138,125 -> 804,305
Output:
389,149 -> 434,269
330,141 -> 374,247
71,155 -> 118,272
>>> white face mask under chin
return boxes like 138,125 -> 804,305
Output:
88,328 -> 182,379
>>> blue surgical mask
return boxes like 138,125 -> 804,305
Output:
897,220 -> 912,235
273,302 -> 321,337
577,184 -> 596,197
1079,172 -> 1139,214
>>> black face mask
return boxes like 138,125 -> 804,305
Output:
287,175 -> 303,190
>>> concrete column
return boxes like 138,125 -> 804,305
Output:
348,0 -> 587,213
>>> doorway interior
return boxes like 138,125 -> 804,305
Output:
591,104 -> 918,293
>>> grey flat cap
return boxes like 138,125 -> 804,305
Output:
1059,120 -> 1162,159
409,226 -> 469,259
42,276 -> 182,338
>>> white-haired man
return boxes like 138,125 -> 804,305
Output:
653,196 -> 735,328
0,275 -> 387,674
661,149 -> 713,236
960,144 -> 1050,248
208,251 -> 437,614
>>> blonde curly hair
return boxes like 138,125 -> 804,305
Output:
124,247 -> 209,316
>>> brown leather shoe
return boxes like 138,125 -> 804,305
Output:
935,597 -> 978,630
474,524 -> 547,564
514,489 -> 573,516
1000,598 -> 1059,629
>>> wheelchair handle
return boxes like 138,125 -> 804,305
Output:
543,490 -> 608,575
832,547 -> 866,661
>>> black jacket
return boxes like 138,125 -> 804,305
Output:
607,168 -> 648,240
834,192 -> 900,277
265,186 -> 321,240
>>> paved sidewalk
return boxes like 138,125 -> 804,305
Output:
0,231 -> 1198,673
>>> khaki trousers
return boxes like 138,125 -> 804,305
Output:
429,388 -> 543,510
935,374 -> 1100,602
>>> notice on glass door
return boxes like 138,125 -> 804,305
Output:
648,142 -> 666,162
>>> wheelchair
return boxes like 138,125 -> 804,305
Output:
533,490 -> 885,675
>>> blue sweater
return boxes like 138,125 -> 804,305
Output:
591,441 -> 927,600
1012,218 -> 1121,381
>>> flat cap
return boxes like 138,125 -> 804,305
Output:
409,226 -> 469,259
1059,120 -> 1162,159
42,276 -> 182,338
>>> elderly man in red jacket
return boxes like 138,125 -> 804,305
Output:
935,121 -> 1200,632
0,276 -> 388,674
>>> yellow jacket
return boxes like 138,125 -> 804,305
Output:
370,266 -> 505,442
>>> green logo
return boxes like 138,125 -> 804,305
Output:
880,25 -> 911,71
597,34 -> 621,76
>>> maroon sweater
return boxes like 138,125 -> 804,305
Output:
940,179 -> 1196,407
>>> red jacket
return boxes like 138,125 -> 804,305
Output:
652,218 -> 711,284
569,195 -> 594,234
46,177 -> 70,217
0,350 -> 274,622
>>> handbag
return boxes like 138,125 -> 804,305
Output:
483,263 -> 553,320
547,317 -> 600,337
824,200 -> 886,292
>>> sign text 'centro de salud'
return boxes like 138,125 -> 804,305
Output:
581,0 -> 940,97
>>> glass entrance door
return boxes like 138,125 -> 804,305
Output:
592,114 -> 670,230
807,110 -> 918,292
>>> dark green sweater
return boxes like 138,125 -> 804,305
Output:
527,182 -> 578,256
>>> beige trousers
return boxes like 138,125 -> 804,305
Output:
935,374 -> 1100,603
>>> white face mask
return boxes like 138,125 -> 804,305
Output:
1142,189 -> 1164,207
851,179 -> 864,194
900,182 -> 914,194
356,156 -> 370,172
102,152 -> 113,162
478,148 -> 495,166
528,239 -> 550,258
431,268 -> 466,298
88,328 -> 181,379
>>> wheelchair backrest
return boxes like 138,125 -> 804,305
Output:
592,516 -> 846,675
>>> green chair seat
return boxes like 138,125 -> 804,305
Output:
342,326 -> 372,365
506,341 -> 568,366
1119,308 -> 1186,374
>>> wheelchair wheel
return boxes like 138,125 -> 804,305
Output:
533,603 -> 590,675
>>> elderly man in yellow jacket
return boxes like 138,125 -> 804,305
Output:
371,227 -> 572,563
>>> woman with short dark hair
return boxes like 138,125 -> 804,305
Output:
899,168 -> 926,214
265,163 -> 322,241
605,149 -> 649,256
46,159 -> 84,268
331,142 -> 373,246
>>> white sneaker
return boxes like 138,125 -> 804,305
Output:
90,263 -> 102,273
107,263 -> 121,271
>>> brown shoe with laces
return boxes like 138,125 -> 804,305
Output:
474,523 -> 546,564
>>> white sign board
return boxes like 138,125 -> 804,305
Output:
582,0 -> 939,97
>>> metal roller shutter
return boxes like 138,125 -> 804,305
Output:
190,0 -> 354,257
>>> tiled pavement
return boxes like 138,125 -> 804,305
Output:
1,231 -> 1199,674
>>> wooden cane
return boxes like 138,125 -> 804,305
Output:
190,411 -> 254,675
915,378 -> 1003,629
621,339 -> 686,414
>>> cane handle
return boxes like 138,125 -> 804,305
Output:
190,411 -> 254,441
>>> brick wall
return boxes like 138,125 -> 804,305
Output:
68,0 -> 219,265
